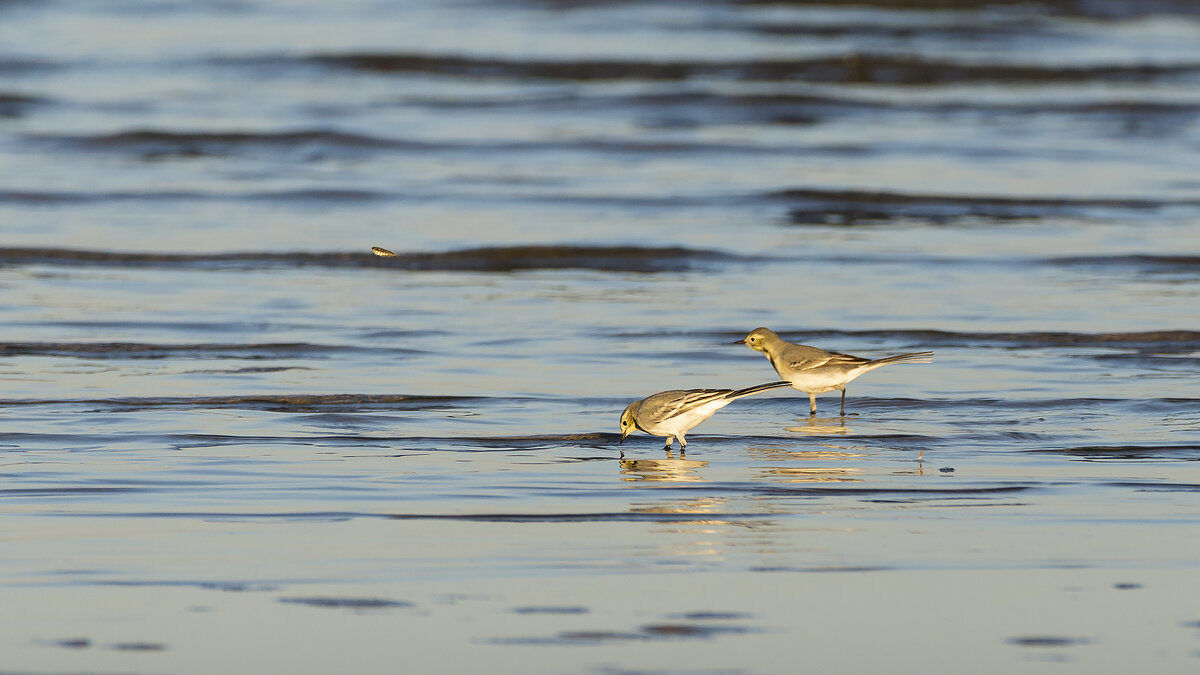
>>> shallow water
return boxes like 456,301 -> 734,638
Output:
3,0 -> 1200,673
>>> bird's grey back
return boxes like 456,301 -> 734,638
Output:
639,388 -> 733,419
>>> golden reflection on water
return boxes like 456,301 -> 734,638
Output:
619,454 -> 709,482
629,496 -> 727,515
747,446 -> 867,483
785,416 -> 852,435
747,446 -> 867,461
629,497 -> 734,560
758,466 -> 863,483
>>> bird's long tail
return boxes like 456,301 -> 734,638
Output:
867,351 -> 934,368
726,380 -> 792,400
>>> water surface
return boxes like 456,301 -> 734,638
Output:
2,0 -> 1200,673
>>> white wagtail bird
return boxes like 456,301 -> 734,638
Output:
619,381 -> 790,453
736,327 -> 931,416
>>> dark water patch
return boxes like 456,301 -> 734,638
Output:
109,641 -> 167,652
0,56 -> 61,75
39,637 -> 91,649
400,86 -> 1200,139
405,89 -> 875,128
431,432 -> 613,450
1008,635 -> 1091,647
248,188 -> 392,202
677,611 -> 753,621
0,393 -> 474,413
496,621 -> 752,645
0,246 -> 750,273
162,432 -> 605,453
185,365 -> 310,374
367,245 -> 749,272
0,340 -> 402,360
1040,445 -> 1200,460
0,92 -> 46,117
300,52 -> 703,81
513,606 -> 589,615
1113,582 -> 1142,590
0,487 -> 145,498
495,630 -> 643,645
0,189 -> 99,204
721,14 -> 1053,41
1109,481 -> 1200,492
198,581 -> 278,592
99,579 -> 278,592
774,188 -> 1198,226
1089,353 -> 1200,370
639,623 -> 753,639
292,51 -> 1200,86
279,596 -> 412,610
1050,255 -> 1200,276
0,187 -> 394,204
736,0 -> 1200,20
0,187 -> 724,209
34,128 -> 410,159
32,128 -> 803,160
12,319 -> 302,334
410,87 -> 1200,127
0,431 -> 450,453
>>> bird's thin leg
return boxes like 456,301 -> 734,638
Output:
839,387 -> 846,416
663,436 -> 674,452
678,434 -> 687,456
809,393 -> 817,416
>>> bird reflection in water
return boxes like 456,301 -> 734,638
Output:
619,452 -> 709,482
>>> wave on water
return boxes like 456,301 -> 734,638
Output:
726,0 -> 1200,20
1048,255 -> 1200,275
1038,445 -> 1200,460
0,394 -> 476,413
524,0 -> 1200,20
0,93 -> 45,117
0,188 -> 397,204
0,57 -> 60,75
0,246 -> 751,273
0,341 -> 412,359
31,128 -> 422,159
773,188 -> 1200,225
279,51 -> 1200,86
28,127 -> 798,160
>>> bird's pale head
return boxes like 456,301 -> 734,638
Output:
618,402 -> 639,445
735,327 -> 776,352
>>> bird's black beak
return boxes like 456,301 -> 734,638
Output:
618,434 -> 626,446
733,338 -> 746,344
